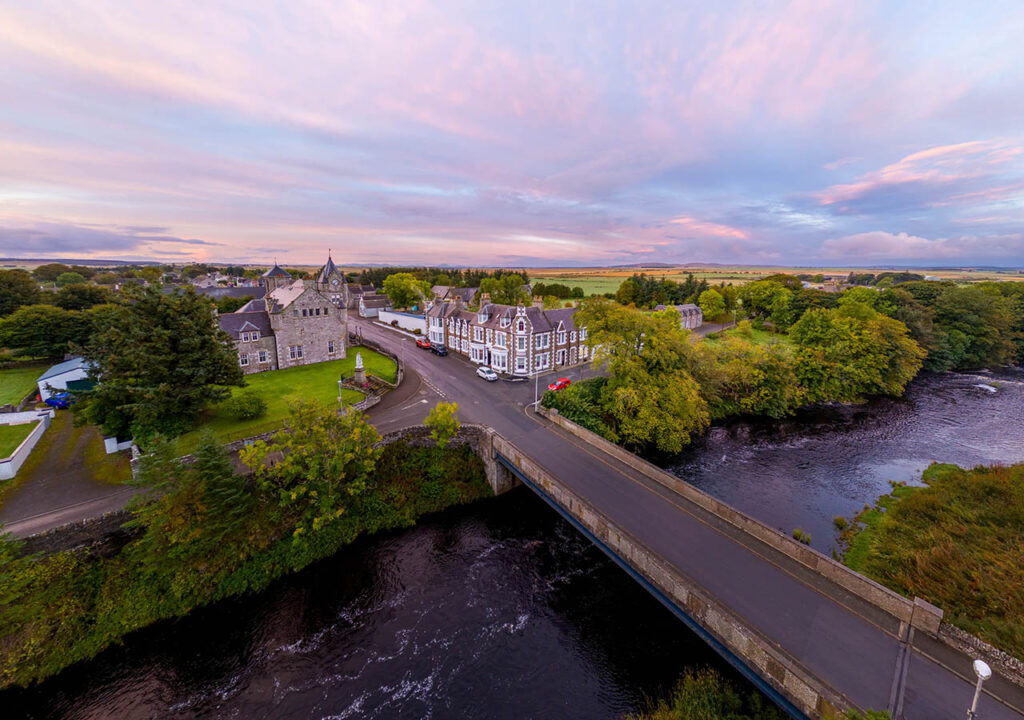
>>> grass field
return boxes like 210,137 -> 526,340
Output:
0,365 -> 44,406
0,422 -> 35,457
175,351 -> 395,452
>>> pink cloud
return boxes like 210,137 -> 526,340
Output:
668,216 -> 748,239
821,230 -> 1024,259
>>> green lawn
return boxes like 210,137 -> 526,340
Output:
532,276 -> 623,296
0,422 -> 36,458
701,326 -> 792,348
0,365 -> 45,406
175,351 -> 396,452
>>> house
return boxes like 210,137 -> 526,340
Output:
346,282 -> 377,309
431,285 -> 479,306
37,357 -> 93,401
654,303 -> 703,329
190,272 -> 229,288
219,258 -> 348,375
316,254 -> 350,307
426,295 -> 588,377
358,294 -> 391,318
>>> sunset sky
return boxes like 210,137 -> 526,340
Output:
1,1 -> 1023,266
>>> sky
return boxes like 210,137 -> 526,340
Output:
1,1 -> 1023,267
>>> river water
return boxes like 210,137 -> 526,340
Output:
6,370 -> 1024,719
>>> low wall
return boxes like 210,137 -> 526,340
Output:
491,433 -> 847,719
536,406 -> 930,631
18,509 -> 134,557
378,309 -> 426,334
0,411 -> 53,480
349,334 -> 404,389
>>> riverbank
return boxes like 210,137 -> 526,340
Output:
841,461 -> 1024,662
0,434 -> 491,689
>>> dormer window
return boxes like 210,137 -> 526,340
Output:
517,319 -> 526,333
478,312 -> 487,323
501,315 -> 510,328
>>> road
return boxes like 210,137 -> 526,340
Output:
350,315 -> 1024,720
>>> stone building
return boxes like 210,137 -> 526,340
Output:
654,303 -> 704,329
426,295 -> 588,377
219,259 -> 347,374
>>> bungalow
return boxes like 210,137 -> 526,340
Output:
358,294 -> 391,318
36,357 -> 93,401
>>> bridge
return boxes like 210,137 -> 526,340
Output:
353,317 -> 1024,720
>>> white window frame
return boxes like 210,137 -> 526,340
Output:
515,356 -> 527,373
328,340 -> 336,355
558,330 -> 567,344
517,336 -> 526,351
239,352 -> 249,366
258,350 -> 269,363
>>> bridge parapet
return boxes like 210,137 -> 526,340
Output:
491,433 -> 850,719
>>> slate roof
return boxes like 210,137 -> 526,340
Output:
195,286 -> 267,300
38,357 -> 89,382
218,311 -> 274,339
360,295 -> 390,309
267,279 -> 307,310
654,303 -> 703,317
543,307 -> 577,332
238,298 -> 266,313
262,263 -> 291,278
347,283 -> 374,295
317,255 -> 339,283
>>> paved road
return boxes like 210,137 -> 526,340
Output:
351,316 -> 1024,720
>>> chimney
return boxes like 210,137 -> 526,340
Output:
479,292 -> 491,305
532,295 -> 544,309
454,294 -> 464,311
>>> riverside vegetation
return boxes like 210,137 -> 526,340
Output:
544,276 -> 1023,455
841,462 -> 1024,660
0,401 -> 490,688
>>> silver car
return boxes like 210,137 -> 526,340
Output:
476,366 -> 498,382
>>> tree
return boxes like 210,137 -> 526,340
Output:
575,299 -> 709,453
55,283 -> 112,310
698,288 -> 725,320
737,280 -> 791,324
138,266 -> 162,283
930,286 -> 1016,370
31,263 -> 72,283
480,273 -> 529,305
0,305 -> 89,357
696,337 -> 804,420
0,269 -> 41,316
789,303 -> 925,403
55,271 -> 86,288
240,400 -> 380,538
76,285 -> 245,443
223,265 -> 246,277
93,272 -> 119,285
215,295 -> 254,314
382,272 -> 432,309
425,401 -> 460,448
760,273 -> 803,291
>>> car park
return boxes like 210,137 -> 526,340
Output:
476,367 -> 498,382
547,377 -> 572,392
430,343 -> 449,356
415,338 -> 432,350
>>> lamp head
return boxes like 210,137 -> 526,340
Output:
973,659 -> 992,681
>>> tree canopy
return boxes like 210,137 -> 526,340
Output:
0,305 -> 92,358
480,273 -> 529,305
0,270 -> 41,317
55,283 -> 112,311
382,272 -> 432,309
76,285 -> 244,443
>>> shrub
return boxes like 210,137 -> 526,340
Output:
221,390 -> 268,420
833,516 -> 848,530
391,320 -> 399,327
413,328 -> 421,335
792,528 -> 811,544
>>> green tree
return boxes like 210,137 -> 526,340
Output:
240,400 -> 380,539
215,295 -> 253,314
55,283 -> 112,310
31,263 -> 72,283
93,272 -> 119,285
425,401 -> 460,448
0,269 -> 41,316
790,303 -> 925,403
737,280 -> 792,324
576,299 -> 709,453
615,277 -> 640,305
931,286 -> 1016,369
696,337 -> 804,420
76,285 -> 244,443
0,305 -> 89,357
382,272 -> 432,309
698,288 -> 725,320
55,271 -> 86,288
480,273 -> 529,305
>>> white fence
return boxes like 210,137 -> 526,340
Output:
377,309 -> 426,334
0,410 -> 54,480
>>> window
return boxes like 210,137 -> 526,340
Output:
324,307 -> 328,316
302,308 -> 308,317
535,352 -> 549,370
258,350 -> 268,363
501,315 -> 510,328
252,330 -> 259,341
517,319 -> 526,332
315,307 -> 321,316
580,328 -> 587,341
289,345 -> 304,360
570,331 -> 577,343
495,332 -> 506,348
473,327 -> 483,343
558,330 -> 567,344
517,336 -> 526,351
240,332 -> 249,342
328,340 -> 336,354
239,352 -> 249,366
556,349 -> 565,364
535,334 -> 550,349
516,357 -> 526,372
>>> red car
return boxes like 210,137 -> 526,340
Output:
547,378 -> 572,392
415,338 -> 432,350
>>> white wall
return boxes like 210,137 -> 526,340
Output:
0,411 -> 53,480
377,309 -> 426,334
37,368 -> 88,401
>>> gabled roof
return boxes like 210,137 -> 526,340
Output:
317,255 -> 340,283
543,307 -> 577,332
348,283 -> 374,295
218,310 -> 274,339
38,356 -> 89,382
262,263 -> 291,278
267,279 -> 307,310
360,295 -> 390,308
196,286 -> 267,300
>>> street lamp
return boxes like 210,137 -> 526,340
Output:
968,659 -> 992,719
337,378 -> 343,412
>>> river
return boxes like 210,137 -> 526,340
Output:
6,370 -> 1024,719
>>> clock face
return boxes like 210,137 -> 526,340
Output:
331,278 -> 339,285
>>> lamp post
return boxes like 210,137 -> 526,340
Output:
337,378 -> 343,412
968,659 -> 992,719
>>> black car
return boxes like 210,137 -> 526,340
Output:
430,343 -> 449,356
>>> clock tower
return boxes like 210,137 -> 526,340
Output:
316,252 -> 349,308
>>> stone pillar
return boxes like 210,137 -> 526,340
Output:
353,352 -> 367,385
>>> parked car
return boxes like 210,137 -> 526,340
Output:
415,338 -> 432,350
430,343 -> 449,356
547,377 -> 572,392
476,366 -> 498,382
44,392 -> 75,409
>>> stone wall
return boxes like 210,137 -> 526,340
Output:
270,286 -> 348,370
18,509 -> 134,557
